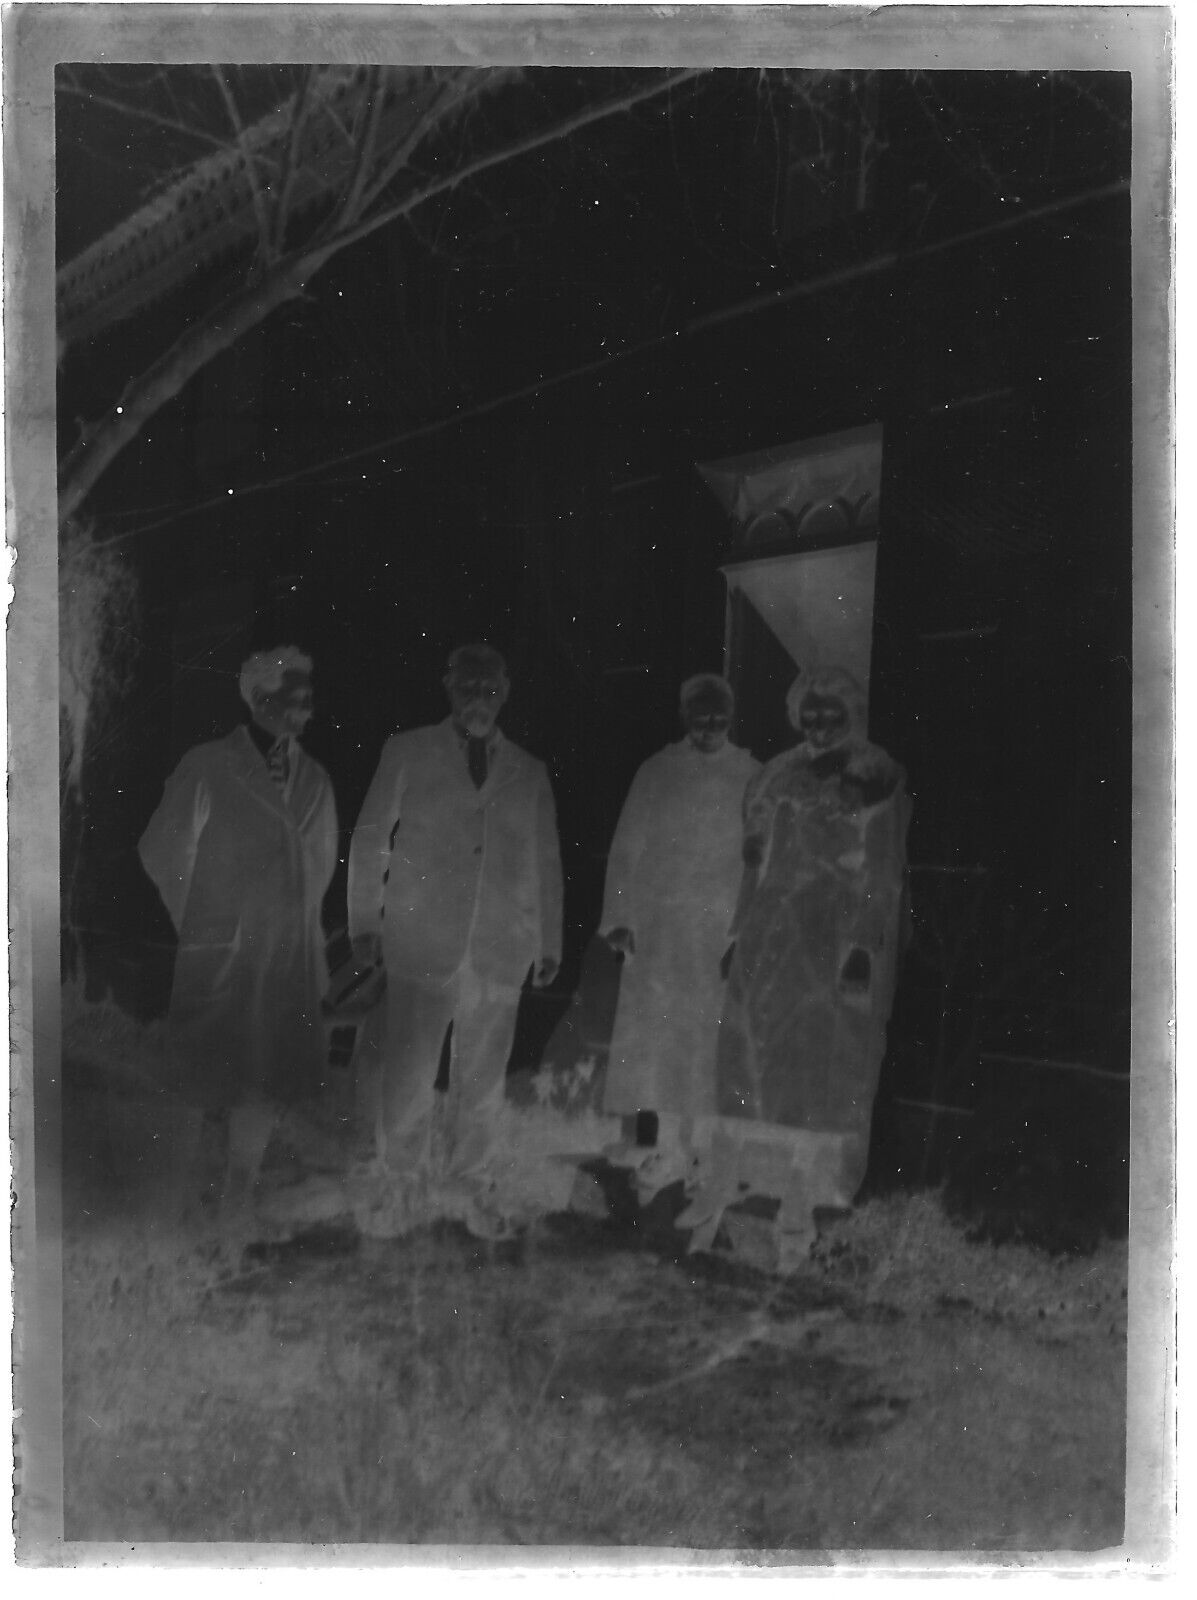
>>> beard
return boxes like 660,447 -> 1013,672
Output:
459,706 -> 497,736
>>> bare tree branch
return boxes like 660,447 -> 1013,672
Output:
211,64 -> 275,266
355,68 -> 509,216
354,74 -> 458,215
56,78 -> 227,148
60,67 -> 709,525
300,70 -> 493,253
89,170 -> 1129,546
335,65 -> 388,229
336,68 -> 708,263
272,65 -> 315,255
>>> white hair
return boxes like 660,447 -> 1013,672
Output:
238,645 -> 313,709
446,642 -> 509,685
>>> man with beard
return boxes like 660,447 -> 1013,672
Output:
348,644 -> 563,1219
138,646 -> 338,1218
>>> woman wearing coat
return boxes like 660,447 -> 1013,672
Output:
716,665 -> 911,1201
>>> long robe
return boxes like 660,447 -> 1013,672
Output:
600,738 -> 760,1118
138,725 -> 339,1110
716,737 -> 910,1197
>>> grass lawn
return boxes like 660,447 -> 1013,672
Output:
59,1152 -> 1125,1551
54,992 -> 1127,1555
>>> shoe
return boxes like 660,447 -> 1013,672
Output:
600,1138 -> 657,1170
352,1173 -> 427,1240
258,1174 -> 349,1230
462,1196 -> 523,1242
634,1146 -> 693,1204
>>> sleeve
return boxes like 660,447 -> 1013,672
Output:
346,736 -> 407,939
534,768 -> 564,967
302,765 -> 341,903
742,762 -> 777,857
598,758 -> 656,936
312,774 -> 340,987
727,764 -> 774,941
137,752 -> 211,934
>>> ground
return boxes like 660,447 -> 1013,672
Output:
52,996 -> 1128,1555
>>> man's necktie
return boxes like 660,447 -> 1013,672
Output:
267,738 -> 291,792
467,736 -> 488,790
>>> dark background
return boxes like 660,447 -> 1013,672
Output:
57,67 -> 1133,1236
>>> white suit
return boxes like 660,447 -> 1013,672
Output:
138,726 -> 339,1110
600,737 -> 760,1120
347,718 -> 563,1175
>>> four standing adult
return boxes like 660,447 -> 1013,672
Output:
137,636 -> 909,1246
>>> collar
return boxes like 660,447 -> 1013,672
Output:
447,718 -> 502,756
246,720 -> 294,762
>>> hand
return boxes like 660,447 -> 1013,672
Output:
719,943 -> 736,981
351,932 -> 383,969
533,956 -> 560,988
605,926 -> 636,959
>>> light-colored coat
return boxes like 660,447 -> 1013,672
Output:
600,738 -> 760,1118
716,736 -> 910,1198
138,726 -> 339,1108
347,719 -> 563,988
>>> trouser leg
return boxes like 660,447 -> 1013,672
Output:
351,1004 -> 385,1156
445,970 -> 522,1180
225,1100 -> 278,1200
378,975 -> 457,1177
158,1101 -> 208,1224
